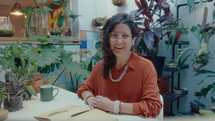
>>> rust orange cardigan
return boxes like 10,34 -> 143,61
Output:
77,53 -> 162,118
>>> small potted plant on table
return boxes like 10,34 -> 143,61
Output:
0,44 -> 38,112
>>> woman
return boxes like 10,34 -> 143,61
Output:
77,13 -> 162,117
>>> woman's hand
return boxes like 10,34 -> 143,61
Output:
92,95 -> 114,113
86,96 -> 95,109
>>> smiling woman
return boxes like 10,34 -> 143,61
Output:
77,13 -> 162,118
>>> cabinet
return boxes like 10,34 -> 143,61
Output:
163,40 -> 189,115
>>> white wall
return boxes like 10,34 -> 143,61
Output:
72,0 -> 215,114
73,0 -> 137,36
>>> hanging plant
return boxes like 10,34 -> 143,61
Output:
191,7 -> 215,71
49,0 -> 79,28
112,0 -> 126,7
92,17 -> 107,26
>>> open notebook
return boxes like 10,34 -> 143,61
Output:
34,105 -> 118,121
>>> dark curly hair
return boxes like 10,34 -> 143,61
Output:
101,13 -> 137,79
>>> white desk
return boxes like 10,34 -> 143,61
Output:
5,87 -> 157,121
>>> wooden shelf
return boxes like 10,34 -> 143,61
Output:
164,64 -> 189,72
0,37 -> 80,45
165,40 -> 189,45
163,89 -> 188,101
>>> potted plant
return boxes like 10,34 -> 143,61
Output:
112,0 -> 126,7
29,72 -> 45,93
165,47 -> 194,69
48,0 -> 79,35
92,16 -> 107,27
0,44 -> 38,112
0,38 -> 91,111
131,0 -> 174,77
164,18 -> 189,49
190,7 -> 215,71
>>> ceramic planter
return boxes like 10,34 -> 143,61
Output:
167,31 -> 182,42
144,56 -> 166,77
3,94 -> 23,112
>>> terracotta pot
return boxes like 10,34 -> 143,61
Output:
112,0 -> 126,7
144,56 -> 165,77
167,31 -> 182,41
92,18 -> 105,26
30,79 -> 44,93
174,31 -> 182,41
33,72 -> 42,81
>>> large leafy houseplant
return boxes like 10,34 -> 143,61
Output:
131,0 -> 178,76
27,35 -> 90,84
132,0 -> 175,57
0,39 -> 90,111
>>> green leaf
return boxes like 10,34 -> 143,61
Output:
36,45 -> 61,67
26,85 -> 37,96
49,1 -> 61,6
87,59 -> 93,72
199,84 -> 214,98
22,43 -> 61,67
194,69 -> 215,76
199,109 -> 215,116
198,79 -> 205,85
69,14 -> 79,19
63,7 -> 72,16
190,26 -> 201,42
175,47 -> 194,66
207,75 -> 215,78
58,51 -> 90,78
187,0 -> 196,13
57,15 -> 66,27
21,7 -> 33,15
212,86 -> 215,103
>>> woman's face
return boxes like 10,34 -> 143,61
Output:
109,24 -> 135,57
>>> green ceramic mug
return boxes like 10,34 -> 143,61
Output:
40,85 -> 59,102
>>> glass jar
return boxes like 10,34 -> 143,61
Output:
37,6 -> 50,36
0,17 -> 15,37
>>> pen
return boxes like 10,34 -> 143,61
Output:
71,110 -> 90,117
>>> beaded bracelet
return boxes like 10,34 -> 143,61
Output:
114,100 -> 120,114
83,93 -> 94,103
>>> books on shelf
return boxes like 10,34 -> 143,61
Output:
34,105 -> 118,121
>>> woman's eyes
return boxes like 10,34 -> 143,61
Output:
111,34 -> 118,38
122,34 -> 129,38
110,33 -> 130,39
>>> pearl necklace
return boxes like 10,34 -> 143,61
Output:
109,66 -> 128,82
